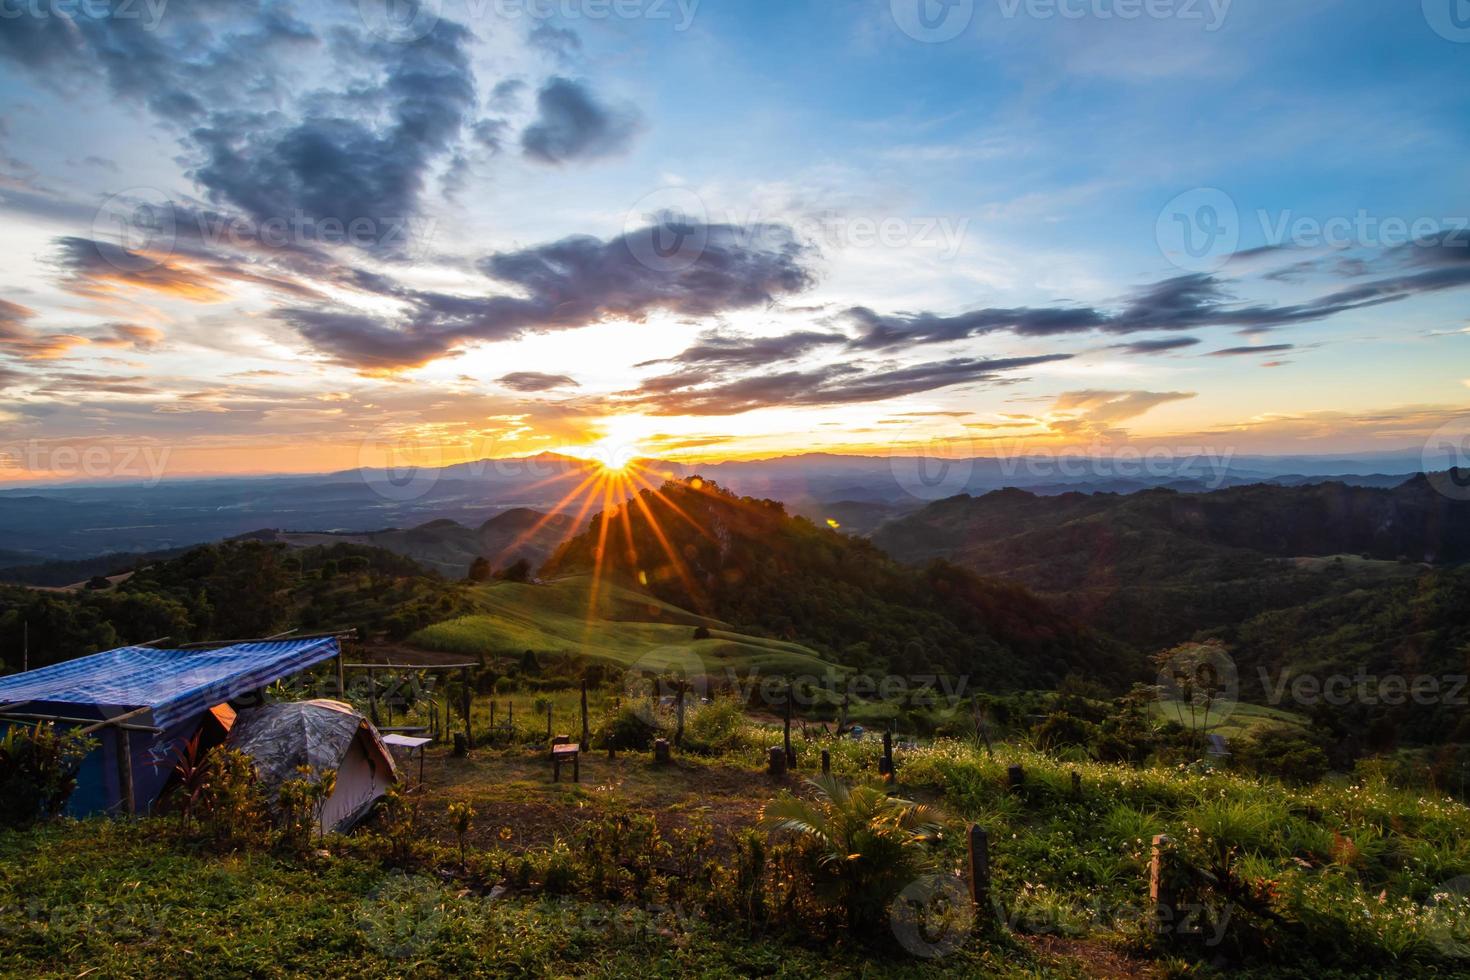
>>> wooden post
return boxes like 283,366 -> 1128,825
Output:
675,681 -> 688,748
459,666 -> 472,747
1150,834 -> 1175,933
821,749 -> 831,775
115,728 -> 135,816
1007,764 -> 1024,792
490,700 -> 496,732
880,729 -> 894,781
967,825 -> 990,912
367,666 -> 379,726
653,738 -> 671,765
1071,770 -> 1081,796
783,687 -> 795,767
546,703 -> 553,742
580,679 -> 590,751
767,746 -> 787,777
336,649 -> 346,699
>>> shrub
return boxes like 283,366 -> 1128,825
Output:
760,775 -> 947,934
682,697 -> 749,754
595,701 -> 662,751
0,722 -> 95,827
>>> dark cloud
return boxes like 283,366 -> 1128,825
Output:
621,354 -> 1073,415
191,23 -> 476,250
1107,336 -> 1201,355
281,222 -> 815,370
489,79 -> 527,110
1208,344 -> 1296,357
845,268 -> 1437,350
521,77 -> 642,164
634,330 -> 847,370
497,371 -> 580,391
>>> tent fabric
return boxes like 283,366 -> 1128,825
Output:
227,699 -> 397,831
0,638 -> 341,730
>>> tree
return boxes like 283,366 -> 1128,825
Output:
467,557 -> 492,582
496,558 -> 531,583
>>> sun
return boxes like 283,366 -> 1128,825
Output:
561,416 -> 656,472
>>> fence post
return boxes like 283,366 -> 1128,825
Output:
821,749 -> 831,775
1150,834 -> 1175,934
967,825 -> 990,913
783,686 -> 795,767
1071,770 -> 1081,796
1007,764 -> 1024,792
880,729 -> 894,781
459,666 -> 472,747
116,728 -> 135,816
767,746 -> 787,777
580,679 -> 590,751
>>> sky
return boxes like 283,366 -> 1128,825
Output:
0,0 -> 1467,483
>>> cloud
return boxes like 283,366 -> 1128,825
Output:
621,354 -> 1074,415
53,237 -> 230,302
1107,336 -> 1201,355
190,23 -> 477,250
635,330 -> 848,370
1208,344 -> 1296,357
528,24 -> 582,61
0,300 -> 167,361
1047,389 -> 1196,435
521,77 -> 642,164
282,222 -> 815,371
497,371 -> 580,391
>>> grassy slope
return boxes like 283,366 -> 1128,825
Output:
411,575 -> 841,676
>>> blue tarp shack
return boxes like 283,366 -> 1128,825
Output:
0,636 -> 344,816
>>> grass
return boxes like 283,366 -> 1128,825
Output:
1150,699 -> 1309,737
410,575 -> 840,677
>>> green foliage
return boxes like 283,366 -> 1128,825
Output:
0,723 -> 95,827
594,699 -> 662,751
760,775 -> 947,932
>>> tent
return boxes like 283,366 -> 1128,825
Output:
227,699 -> 397,832
0,636 -> 344,815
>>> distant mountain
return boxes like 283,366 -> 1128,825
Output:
542,477 -> 1138,689
871,475 -> 1470,653
0,449 -> 1429,562
244,508 -> 578,578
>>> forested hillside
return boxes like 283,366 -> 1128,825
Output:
542,478 -> 1139,689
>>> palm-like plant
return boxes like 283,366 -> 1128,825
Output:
760,775 -> 946,932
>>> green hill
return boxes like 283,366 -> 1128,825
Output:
411,574 -> 840,676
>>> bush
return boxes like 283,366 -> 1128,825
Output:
1233,725 -> 1331,785
0,722 -> 95,827
595,701 -> 662,751
682,697 -> 749,754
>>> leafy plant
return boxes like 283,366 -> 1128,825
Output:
446,800 -> 475,867
0,722 -> 95,827
760,775 -> 946,933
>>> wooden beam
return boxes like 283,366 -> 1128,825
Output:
78,705 -> 155,737
0,711 -> 159,733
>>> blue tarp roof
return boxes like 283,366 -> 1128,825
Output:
0,637 -> 341,730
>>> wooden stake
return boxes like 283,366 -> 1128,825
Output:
115,728 -> 135,816
782,685 -> 795,767
821,749 -> 831,775
459,665 -> 472,747
967,825 -> 990,912
1008,764 -> 1024,792
1150,834 -> 1175,933
580,679 -> 590,751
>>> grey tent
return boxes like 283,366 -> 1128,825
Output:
227,699 -> 398,832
